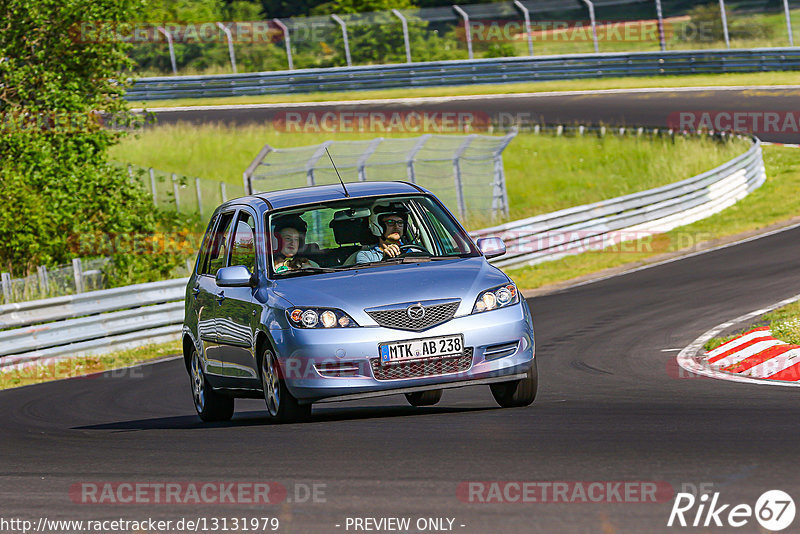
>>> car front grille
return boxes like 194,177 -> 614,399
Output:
370,348 -> 474,381
366,300 -> 460,331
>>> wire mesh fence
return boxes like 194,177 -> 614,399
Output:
127,0 -> 798,77
1,258 -> 110,305
244,132 -> 516,223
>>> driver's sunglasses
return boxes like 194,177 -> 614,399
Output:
383,218 -> 405,226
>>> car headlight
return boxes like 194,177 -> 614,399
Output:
287,308 -> 359,328
472,283 -> 519,313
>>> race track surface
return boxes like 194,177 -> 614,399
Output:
149,87 -> 800,144
3,225 -> 800,532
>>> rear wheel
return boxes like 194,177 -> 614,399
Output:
405,389 -> 443,406
260,347 -> 311,423
190,349 -> 234,422
490,361 -> 538,408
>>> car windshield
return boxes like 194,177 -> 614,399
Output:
267,194 -> 478,277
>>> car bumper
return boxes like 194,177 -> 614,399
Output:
268,301 -> 535,402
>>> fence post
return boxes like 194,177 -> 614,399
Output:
783,0 -> 795,47
513,0 -> 534,56
243,144 -> 274,195
127,164 -> 134,183
37,265 -> 49,297
718,0 -> 730,49
331,14 -> 352,67
216,22 -> 238,73
492,129 -> 516,218
452,5 -> 473,60
273,19 -> 294,70
149,168 -> 158,207
654,0 -> 666,51
220,182 -> 228,203
157,27 -> 178,74
1,272 -> 11,303
195,178 -> 203,215
307,141 -> 334,186
452,135 -> 476,219
172,173 -> 180,212
391,9 -> 412,63
357,138 -> 384,181
72,258 -> 84,294
579,0 -> 599,53
406,134 -> 431,184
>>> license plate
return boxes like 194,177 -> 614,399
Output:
380,334 -> 464,364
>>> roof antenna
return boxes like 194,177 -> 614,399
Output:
325,147 -> 350,198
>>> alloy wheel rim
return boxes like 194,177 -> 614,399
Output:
262,350 -> 280,417
191,352 -> 205,412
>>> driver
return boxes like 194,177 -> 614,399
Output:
356,204 -> 409,263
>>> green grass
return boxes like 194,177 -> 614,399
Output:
133,71 -> 800,108
110,123 -> 748,227
704,300 -> 800,351
0,340 -> 181,390
507,146 -> 800,290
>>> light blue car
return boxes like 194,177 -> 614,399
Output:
183,181 -> 536,422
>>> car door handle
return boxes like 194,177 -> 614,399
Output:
215,291 -> 225,303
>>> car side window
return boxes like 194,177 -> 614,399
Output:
229,212 -> 257,274
196,214 -> 218,275
202,211 -> 236,276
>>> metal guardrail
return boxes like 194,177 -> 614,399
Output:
0,134 -> 765,370
127,48 -> 800,100
473,135 -> 765,268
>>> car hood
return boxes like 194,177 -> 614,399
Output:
270,257 -> 509,320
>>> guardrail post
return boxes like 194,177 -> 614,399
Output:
580,0 -> 599,53
718,0 -> 730,49
172,173 -> 180,212
406,134 -> 431,184
452,135 -> 476,219
37,265 -> 49,297
72,259 -> 84,294
655,0 -> 666,51
1,272 -> 11,303
391,9 -> 412,63
195,178 -> 203,214
513,1 -> 534,56
452,6 -> 473,60
220,182 -> 228,203
273,19 -> 294,70
357,138 -> 384,181
783,0 -> 795,47
216,22 -> 238,73
149,168 -> 157,207
331,14 -> 352,67
157,27 -> 178,75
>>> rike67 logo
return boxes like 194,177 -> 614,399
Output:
668,489 -> 795,531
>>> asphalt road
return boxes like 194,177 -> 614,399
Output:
2,224 -> 800,533
149,87 -> 800,144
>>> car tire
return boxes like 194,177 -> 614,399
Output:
405,390 -> 443,406
260,346 -> 311,423
190,349 -> 234,422
490,361 -> 538,408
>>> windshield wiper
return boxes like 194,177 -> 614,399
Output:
276,266 -> 346,277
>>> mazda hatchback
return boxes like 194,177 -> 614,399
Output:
183,181 -> 536,422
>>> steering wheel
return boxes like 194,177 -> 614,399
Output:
398,244 -> 431,257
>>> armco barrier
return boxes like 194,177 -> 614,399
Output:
127,48 -> 800,100
0,135 -> 765,368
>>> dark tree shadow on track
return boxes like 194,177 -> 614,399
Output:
74,405 -> 496,431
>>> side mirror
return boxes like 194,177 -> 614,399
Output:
477,237 -> 506,259
216,265 -> 255,287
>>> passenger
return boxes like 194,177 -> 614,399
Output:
272,215 -> 319,272
356,204 -> 409,263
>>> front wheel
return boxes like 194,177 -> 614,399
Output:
261,347 -> 311,423
190,349 -> 234,422
405,389 -> 443,406
490,361 -> 538,408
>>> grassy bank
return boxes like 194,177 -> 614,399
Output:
507,146 -> 800,289
111,124 -> 748,226
134,71 -> 800,109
